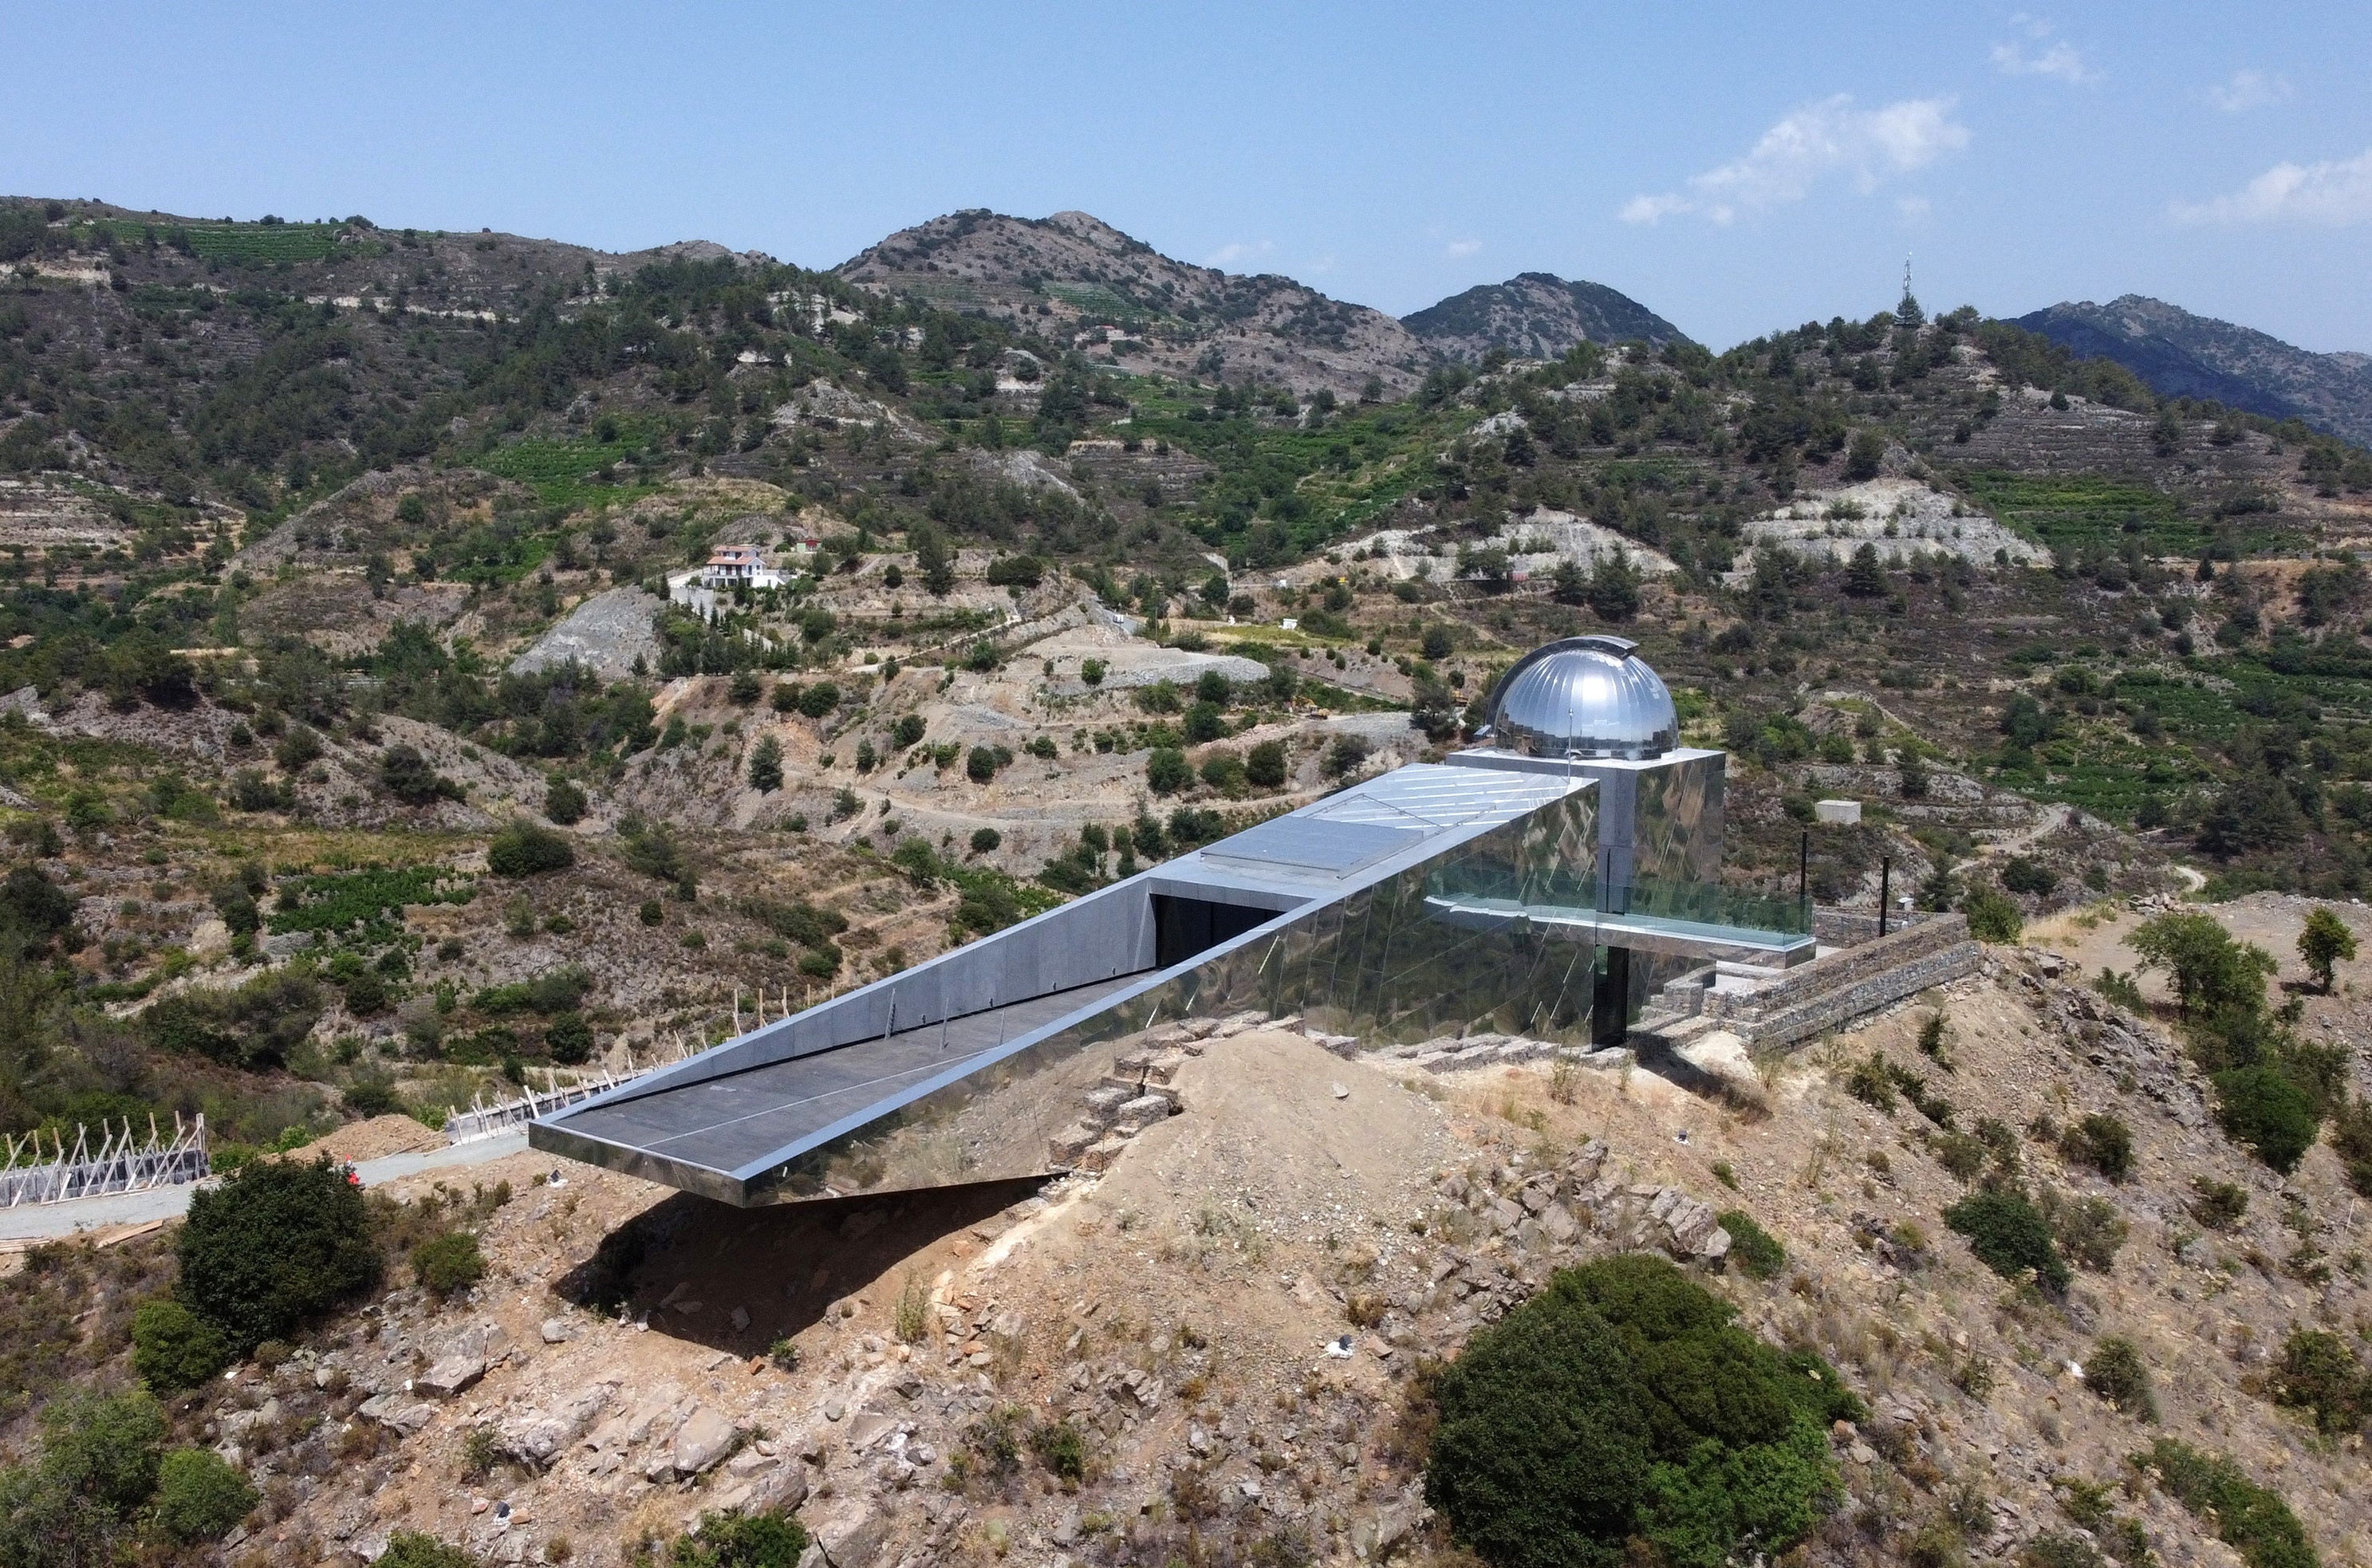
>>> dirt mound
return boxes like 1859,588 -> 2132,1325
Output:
286,1114 -> 444,1164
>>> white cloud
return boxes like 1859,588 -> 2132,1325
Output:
1895,195 -> 1932,220
1444,238 -> 1482,259
1620,95 -> 1968,225
2207,69 -> 2292,112
2171,147 -> 2372,226
1991,14 -> 2094,85
1991,38 -> 2093,83
1204,238 -> 1273,268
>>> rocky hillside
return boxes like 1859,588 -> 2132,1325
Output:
1401,270 -> 1688,360
13,895 -> 2372,1568
834,208 -> 1432,396
2017,294 -> 2372,448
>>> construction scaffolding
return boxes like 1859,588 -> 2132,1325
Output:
2,1114 -> 211,1208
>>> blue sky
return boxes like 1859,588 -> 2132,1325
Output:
7,2 -> 2370,351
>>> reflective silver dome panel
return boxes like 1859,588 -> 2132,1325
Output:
1481,635 -> 1678,761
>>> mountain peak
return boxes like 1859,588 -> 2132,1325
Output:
835,208 -> 1428,395
2016,297 -> 2372,447
1401,273 -> 1689,364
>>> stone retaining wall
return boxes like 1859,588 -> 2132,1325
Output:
1657,912 -> 1978,1052
1716,915 -> 1980,1050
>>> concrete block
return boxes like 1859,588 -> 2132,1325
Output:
1814,799 -> 1862,825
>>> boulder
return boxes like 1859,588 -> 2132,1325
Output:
673,1406 -> 738,1475
498,1385 -> 613,1465
416,1353 -> 486,1398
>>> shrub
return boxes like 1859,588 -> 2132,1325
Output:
2271,1326 -> 2367,1436
1323,734 -> 1372,778
1145,747 -> 1192,794
178,1155 -> 380,1353
0,1389 -> 170,1566
2212,1065 -> 2319,1173
2189,1176 -> 2250,1230
1844,1051 -> 1896,1109
131,1298 -> 231,1391
1030,1419 -> 1088,1483
2082,1336 -> 2157,1420
1943,1190 -> 2070,1293
2135,1438 -> 2319,1568
1424,1253 -> 1839,1568
345,1074 -> 401,1117
2046,1190 -> 2127,1271
152,1445 -> 258,1542
1245,739 -> 1288,789
378,1532 -> 483,1568
966,744 -> 999,784
2001,857 -> 2057,896
747,735 -> 783,793
1961,886 -> 2021,943
544,1012 -> 593,1064
668,1507 -> 810,1567
2331,1097 -> 2372,1200
969,827 -> 1001,854
2020,1534 -> 2107,1568
344,967 -> 389,1016
1717,1211 -> 1787,1281
382,744 -> 463,806
796,681 -> 839,719
413,1231 -> 487,1297
544,774 -> 587,825
2130,912 -> 2274,1020
2060,1114 -> 2133,1182
487,820 -> 575,877
2297,906 -> 2356,993
1932,1132 -> 1989,1183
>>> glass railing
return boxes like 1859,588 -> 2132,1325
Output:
1425,861 -> 1811,937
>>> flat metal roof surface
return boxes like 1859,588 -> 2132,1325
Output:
1198,816 -> 1424,876
548,975 -> 1145,1182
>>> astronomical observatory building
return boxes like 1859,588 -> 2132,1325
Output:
533,636 -> 1828,1206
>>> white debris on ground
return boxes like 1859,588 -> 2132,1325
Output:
1727,477 -> 2047,581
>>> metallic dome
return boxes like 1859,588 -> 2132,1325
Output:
1479,636 -> 1677,761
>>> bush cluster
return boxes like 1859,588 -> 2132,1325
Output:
487,819 -> 576,877
1424,1254 -> 1845,1568
1716,1210 -> 1787,1281
2136,1438 -> 2319,1568
2082,1335 -> 2158,1420
0,1389 -> 254,1561
413,1231 -> 487,1297
176,1154 -> 381,1355
1943,1189 -> 2071,1293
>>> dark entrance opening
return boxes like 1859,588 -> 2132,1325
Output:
1592,945 -> 1633,1046
1153,894 -> 1275,970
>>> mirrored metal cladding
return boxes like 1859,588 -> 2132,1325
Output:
531,640 -> 1808,1208
1479,635 -> 1680,761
